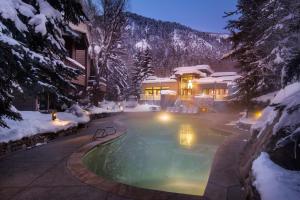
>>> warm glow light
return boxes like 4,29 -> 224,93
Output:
52,119 -> 71,126
200,107 -> 207,112
158,112 -> 171,122
187,80 -> 193,89
179,124 -> 195,148
51,111 -> 57,121
255,111 -> 262,119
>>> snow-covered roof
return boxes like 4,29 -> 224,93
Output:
194,75 -> 241,84
69,23 -> 91,43
66,57 -> 85,70
211,72 -> 238,77
173,65 -> 214,76
142,76 -> 176,84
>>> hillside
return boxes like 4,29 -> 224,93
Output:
122,12 -> 236,76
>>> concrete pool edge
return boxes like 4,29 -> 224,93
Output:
204,128 -> 249,200
67,119 -> 204,200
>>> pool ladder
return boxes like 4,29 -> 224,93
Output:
93,126 -> 117,140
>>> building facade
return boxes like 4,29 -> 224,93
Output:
140,65 -> 240,102
13,23 -> 105,111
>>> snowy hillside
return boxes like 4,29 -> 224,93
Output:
122,12 -> 234,76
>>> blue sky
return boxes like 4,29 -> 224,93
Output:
128,0 -> 238,33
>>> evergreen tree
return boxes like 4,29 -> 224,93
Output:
226,0 -> 300,112
0,0 -> 85,127
131,47 -> 153,98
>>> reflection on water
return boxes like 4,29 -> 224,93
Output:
179,124 -> 195,148
83,113 -> 225,196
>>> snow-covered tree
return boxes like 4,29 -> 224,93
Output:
227,1 -> 300,198
131,45 -> 153,98
84,0 -> 128,104
226,0 -> 300,112
0,0 -> 85,127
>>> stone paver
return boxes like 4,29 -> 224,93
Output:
204,122 -> 249,200
0,113 -> 248,200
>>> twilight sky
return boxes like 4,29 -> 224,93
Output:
128,0 -> 238,33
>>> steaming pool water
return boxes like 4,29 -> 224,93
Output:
83,113 -> 226,196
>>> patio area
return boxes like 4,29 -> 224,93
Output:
0,113 -> 249,200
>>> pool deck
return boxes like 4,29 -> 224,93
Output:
0,113 -> 250,200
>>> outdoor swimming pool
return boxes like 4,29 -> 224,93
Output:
83,113 -> 226,196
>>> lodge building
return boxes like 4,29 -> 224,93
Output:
13,23 -> 106,111
141,65 -> 240,102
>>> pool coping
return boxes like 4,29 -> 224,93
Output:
67,120 -> 204,200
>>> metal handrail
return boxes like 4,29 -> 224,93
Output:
93,126 -> 117,140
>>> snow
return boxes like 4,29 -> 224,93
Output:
271,82 -> 300,104
142,76 -> 176,84
0,106 -> 90,143
195,75 -> 240,84
0,0 -> 35,32
66,57 -> 85,70
251,106 -> 278,137
29,14 -> 47,35
211,72 -> 238,77
87,101 -> 122,114
251,82 -> 300,138
94,45 -> 101,55
172,30 -> 185,49
86,101 -> 161,114
28,0 -> 61,36
252,152 -> 300,200
124,104 -> 160,112
160,90 -> 177,95
252,91 -> 278,103
173,65 -> 214,76
239,116 -> 257,126
135,39 -> 151,51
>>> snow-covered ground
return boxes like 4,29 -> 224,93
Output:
87,101 -> 161,114
226,111 -> 258,127
252,152 -> 300,200
0,102 -> 161,143
124,104 -> 160,112
0,106 -> 90,143
250,82 -> 300,200
252,91 -> 278,103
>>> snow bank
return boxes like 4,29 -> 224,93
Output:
252,152 -> 300,200
253,91 -> 278,103
86,102 -> 121,114
251,82 -> 300,137
124,104 -> 160,112
272,82 -> 300,104
0,106 -> 90,143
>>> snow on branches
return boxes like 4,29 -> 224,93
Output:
0,0 -> 85,127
